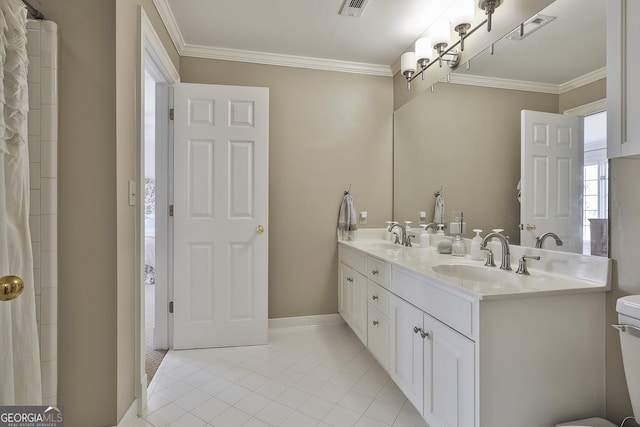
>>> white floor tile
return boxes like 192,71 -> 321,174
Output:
281,411 -> 321,427
243,417 -> 272,427
275,386 -> 311,409
168,412 -> 208,427
298,395 -> 335,421
338,390 -> 374,415
392,409 -> 429,427
356,415 -> 392,427
315,382 -> 350,404
363,399 -> 402,425
190,397 -> 230,422
173,387 -> 213,412
145,402 -> 187,427
216,384 -> 252,406
234,392 -> 273,416
254,378 -> 289,399
323,405 -> 361,427
211,406 -> 252,427
255,401 -> 294,426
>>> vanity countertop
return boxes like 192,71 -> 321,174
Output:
339,234 -> 611,301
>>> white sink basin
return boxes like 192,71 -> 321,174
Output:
431,263 -> 521,292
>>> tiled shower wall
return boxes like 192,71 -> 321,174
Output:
26,19 -> 58,405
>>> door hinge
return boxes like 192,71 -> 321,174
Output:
169,301 -> 174,313
169,108 -> 174,120
169,205 -> 174,216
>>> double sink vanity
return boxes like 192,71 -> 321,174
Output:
338,229 -> 611,427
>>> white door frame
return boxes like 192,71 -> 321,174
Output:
136,6 -> 180,416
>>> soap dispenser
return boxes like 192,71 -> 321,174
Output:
470,229 -> 484,260
452,235 -> 466,256
419,225 -> 431,248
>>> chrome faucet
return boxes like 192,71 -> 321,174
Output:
388,222 -> 409,246
535,232 -> 563,249
421,222 -> 437,232
480,232 -> 512,271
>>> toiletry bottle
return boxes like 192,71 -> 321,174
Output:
419,225 -> 430,248
452,235 -> 466,256
470,229 -> 484,260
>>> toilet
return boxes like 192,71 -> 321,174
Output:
556,295 -> 640,427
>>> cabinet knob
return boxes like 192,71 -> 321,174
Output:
347,276 -> 353,283
413,326 -> 421,334
372,269 -> 379,275
372,295 -> 378,301
420,330 -> 429,339
372,320 -> 379,326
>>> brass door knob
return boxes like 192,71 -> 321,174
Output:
519,224 -> 537,231
256,225 -> 265,234
1,275 -> 24,301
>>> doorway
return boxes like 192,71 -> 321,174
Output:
143,69 -> 166,385
582,111 -> 608,256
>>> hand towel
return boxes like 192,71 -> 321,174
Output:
337,193 -> 357,241
433,193 -> 445,226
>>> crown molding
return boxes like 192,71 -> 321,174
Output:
447,73 -> 559,93
180,44 -> 392,76
152,0 -> 184,55
558,67 -> 606,94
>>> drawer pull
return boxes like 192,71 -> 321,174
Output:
372,295 -> 378,301
372,320 -> 379,326
372,269 -> 379,275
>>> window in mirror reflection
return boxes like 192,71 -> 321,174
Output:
583,111 -> 608,256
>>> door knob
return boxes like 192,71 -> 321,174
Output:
0,275 -> 24,301
256,225 -> 265,234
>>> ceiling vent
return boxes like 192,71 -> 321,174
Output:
340,0 -> 371,17
507,14 -> 556,40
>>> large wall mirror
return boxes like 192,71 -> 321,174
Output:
393,0 -> 608,255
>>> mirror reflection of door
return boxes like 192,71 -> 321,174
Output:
520,109 -> 608,256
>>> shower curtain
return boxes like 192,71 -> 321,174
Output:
0,0 -> 42,405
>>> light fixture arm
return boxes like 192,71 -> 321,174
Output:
478,0 -> 503,32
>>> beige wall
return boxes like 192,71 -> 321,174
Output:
179,58 -> 394,318
394,83 -> 558,241
607,159 -> 640,425
33,1 -> 177,425
559,78 -> 606,112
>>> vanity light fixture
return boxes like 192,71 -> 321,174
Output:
399,0 -> 504,91
400,51 -> 417,90
478,0 -> 503,32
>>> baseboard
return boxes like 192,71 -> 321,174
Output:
268,313 -> 344,329
114,399 -> 138,427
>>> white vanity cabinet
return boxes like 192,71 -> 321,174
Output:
389,279 -> 475,427
607,0 -> 640,158
338,241 -> 608,427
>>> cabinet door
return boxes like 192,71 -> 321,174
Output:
351,271 -> 368,345
367,304 -> 390,371
389,295 -> 424,414
423,314 -> 475,427
338,262 -> 352,324
607,0 -> 640,158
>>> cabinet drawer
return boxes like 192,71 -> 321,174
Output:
392,267 -> 476,339
339,245 -> 367,275
367,256 -> 390,288
368,281 -> 390,317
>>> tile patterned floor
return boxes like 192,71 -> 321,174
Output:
136,324 -> 428,427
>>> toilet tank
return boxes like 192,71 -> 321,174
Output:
616,295 -> 640,419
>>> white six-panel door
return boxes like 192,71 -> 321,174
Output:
172,83 -> 269,349
520,110 -> 582,252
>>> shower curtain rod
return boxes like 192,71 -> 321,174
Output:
22,0 -> 44,20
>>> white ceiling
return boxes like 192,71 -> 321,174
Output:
155,0 -> 606,85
